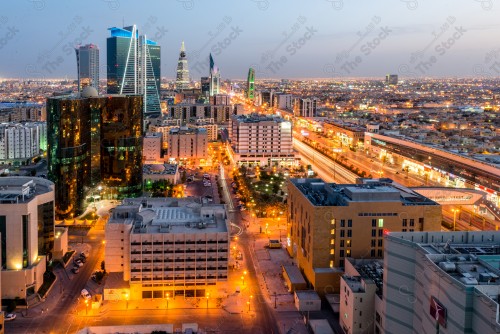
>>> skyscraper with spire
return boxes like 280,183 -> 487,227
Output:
175,42 -> 190,90
209,53 -> 220,96
107,25 -> 161,114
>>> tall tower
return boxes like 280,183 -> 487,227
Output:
247,68 -> 255,100
209,53 -> 220,96
75,44 -> 99,92
107,25 -> 161,114
175,42 -> 190,90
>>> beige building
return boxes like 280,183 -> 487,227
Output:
323,120 -> 365,149
143,132 -> 162,163
191,120 -> 218,142
167,127 -> 208,162
0,177 -> 60,300
286,178 -> 441,294
340,258 -> 383,334
229,114 -> 296,167
105,198 -> 229,300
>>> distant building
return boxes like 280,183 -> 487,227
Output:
211,94 -> 230,105
47,89 -> 143,219
229,114 -> 295,167
0,177 -> 62,300
143,132 -> 162,163
260,90 -> 273,107
200,76 -> 210,97
104,197 -> 229,300
107,25 -> 161,114
286,178 -> 441,294
385,74 -> 398,85
0,103 -> 45,122
323,120 -> 365,149
274,93 -> 293,110
209,54 -> 220,96
75,44 -> 99,92
143,163 -> 179,185
0,122 -> 45,166
247,68 -> 255,100
294,97 -> 317,117
175,42 -> 190,90
167,127 -> 208,161
165,103 -> 231,124
382,231 -> 500,334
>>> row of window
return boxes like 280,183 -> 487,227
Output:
358,213 -> 398,217
131,240 -> 226,245
131,258 -> 228,263
131,275 -> 227,282
131,249 -> 227,254
131,266 -> 226,272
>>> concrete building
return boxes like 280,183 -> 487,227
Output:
143,132 -> 162,163
167,127 -> 208,162
0,177 -> 60,300
143,163 -> 179,185
192,120 -> 218,142
165,103 -> 231,124
323,120 -> 365,149
104,198 -> 229,300
0,122 -> 45,166
380,231 -> 500,334
274,93 -> 293,110
294,98 -> 318,118
340,258 -> 383,334
0,104 -> 45,123
294,290 -> 322,311
211,94 -> 230,105
286,178 -> 441,294
229,114 -> 295,167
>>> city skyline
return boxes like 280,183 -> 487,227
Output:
1,0 -> 500,80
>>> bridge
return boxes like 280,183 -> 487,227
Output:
411,187 -> 486,206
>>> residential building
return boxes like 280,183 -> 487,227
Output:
286,178 -> 441,294
143,132 -> 162,163
323,120 -> 365,149
107,25 -> 161,114
0,122 -> 45,166
0,177 -> 61,300
167,127 -> 208,161
175,42 -> 190,90
75,44 -> 99,92
104,197 -> 229,300
274,93 -> 293,110
229,114 -> 295,166
211,94 -> 230,106
143,163 -> 179,185
381,231 -> 500,334
294,97 -> 317,117
0,103 -> 45,122
47,88 -> 143,219
385,74 -> 398,85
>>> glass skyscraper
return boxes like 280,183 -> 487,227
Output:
76,44 -> 99,92
175,41 -> 190,90
247,68 -> 255,100
47,91 -> 143,219
107,25 -> 161,114
209,53 -> 220,96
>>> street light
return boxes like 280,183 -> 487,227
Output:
206,292 -> 209,309
166,292 -> 169,309
241,275 -> 245,286
248,295 -> 253,312
452,208 -> 460,231
125,293 -> 129,309
85,299 -> 89,315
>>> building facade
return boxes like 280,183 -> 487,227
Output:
76,43 -> 99,92
0,177 -> 56,299
247,68 -> 255,100
175,42 -> 190,90
229,114 -> 295,166
167,127 -> 208,161
323,121 -> 365,149
143,132 -> 162,163
381,231 -> 500,334
104,198 -> 229,300
0,122 -> 45,166
286,178 -> 442,294
294,98 -> 317,118
274,93 -> 293,110
47,91 -> 143,219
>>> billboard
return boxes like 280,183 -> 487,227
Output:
430,296 -> 447,328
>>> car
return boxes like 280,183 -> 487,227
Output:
4,313 -> 16,321
79,256 -> 86,263
203,173 -> 210,178
80,252 -> 87,258
81,289 -> 91,300
74,260 -> 84,267
72,266 -> 80,274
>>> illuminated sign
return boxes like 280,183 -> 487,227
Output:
430,296 -> 447,328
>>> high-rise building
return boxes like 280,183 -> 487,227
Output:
293,97 -> 317,117
107,25 -> 161,114
167,127 -> 208,161
385,74 -> 398,85
209,54 -> 220,96
274,93 -> 292,110
286,178 -> 442,294
247,68 -> 255,100
175,41 -> 190,90
75,44 -> 99,92
0,122 -> 45,166
381,231 -> 500,334
0,177 -> 55,299
200,77 -> 210,97
47,88 -> 143,219
104,197 -> 229,300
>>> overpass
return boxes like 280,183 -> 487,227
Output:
411,187 -> 485,205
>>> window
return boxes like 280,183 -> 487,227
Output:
378,229 -> 383,237
372,229 -> 376,237
346,249 -> 351,256
330,249 -> 334,255
359,311 -> 362,316
347,219 -> 352,227
340,230 -> 345,238
340,220 -> 345,227
371,240 -> 376,247
346,240 -> 351,247
340,259 -> 344,267
340,250 -> 344,257
360,298 -> 363,302
376,312 -> 381,324
331,239 -> 335,245
371,249 -> 376,257
331,219 -> 336,226
372,219 -> 376,227
402,219 -> 407,227
410,229 -> 414,232
378,239 -> 383,247
378,219 -> 384,228
331,229 -> 334,235
402,229 -> 407,232
419,218 -> 424,224
347,230 -> 352,237
340,240 -> 344,247
377,249 -> 383,257
410,219 -> 415,227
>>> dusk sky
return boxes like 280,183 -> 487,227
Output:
1,0 -> 500,79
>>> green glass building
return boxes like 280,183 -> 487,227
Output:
247,67 -> 255,100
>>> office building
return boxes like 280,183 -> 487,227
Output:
211,94 -> 230,105
0,177 -> 60,300
104,197 -> 229,300
165,103 -> 231,124
323,120 -> 365,149
47,88 -> 143,219
381,231 -> 500,334
75,44 -> 99,92
385,74 -> 398,85
107,25 -> 161,114
0,122 -> 45,166
286,178 -> 441,294
143,132 -> 162,163
247,68 -> 255,100
167,127 -> 208,161
229,114 -> 295,166
274,93 -> 293,110
209,54 -> 220,96
200,77 -> 210,97
175,42 -> 190,90
260,90 -> 273,107
294,97 -> 317,117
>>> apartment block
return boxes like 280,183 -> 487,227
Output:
167,127 -> 208,161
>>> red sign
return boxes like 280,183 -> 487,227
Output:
430,296 -> 447,328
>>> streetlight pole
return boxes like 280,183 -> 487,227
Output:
166,293 -> 169,309
452,209 -> 460,231
206,292 -> 209,309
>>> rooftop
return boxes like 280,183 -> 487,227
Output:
0,177 -> 54,204
143,163 -> 178,176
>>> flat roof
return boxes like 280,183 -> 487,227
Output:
283,265 -> 307,285
0,177 -> 54,203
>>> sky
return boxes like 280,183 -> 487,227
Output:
1,0 -> 500,79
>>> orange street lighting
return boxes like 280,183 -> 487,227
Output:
206,292 -> 210,309
166,292 -> 170,309
452,208 -> 460,231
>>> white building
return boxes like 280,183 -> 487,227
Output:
168,127 -> 208,161
104,198 -> 229,300
229,114 -> 295,166
294,98 -> 318,118
274,93 -> 293,110
0,122 -> 45,165
143,132 -> 162,163
0,177 -> 59,300
381,231 -> 500,334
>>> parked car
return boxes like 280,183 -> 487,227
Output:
79,256 -> 86,263
74,259 -> 84,267
81,289 -> 91,300
80,252 -> 87,258
72,266 -> 80,274
4,313 -> 16,321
